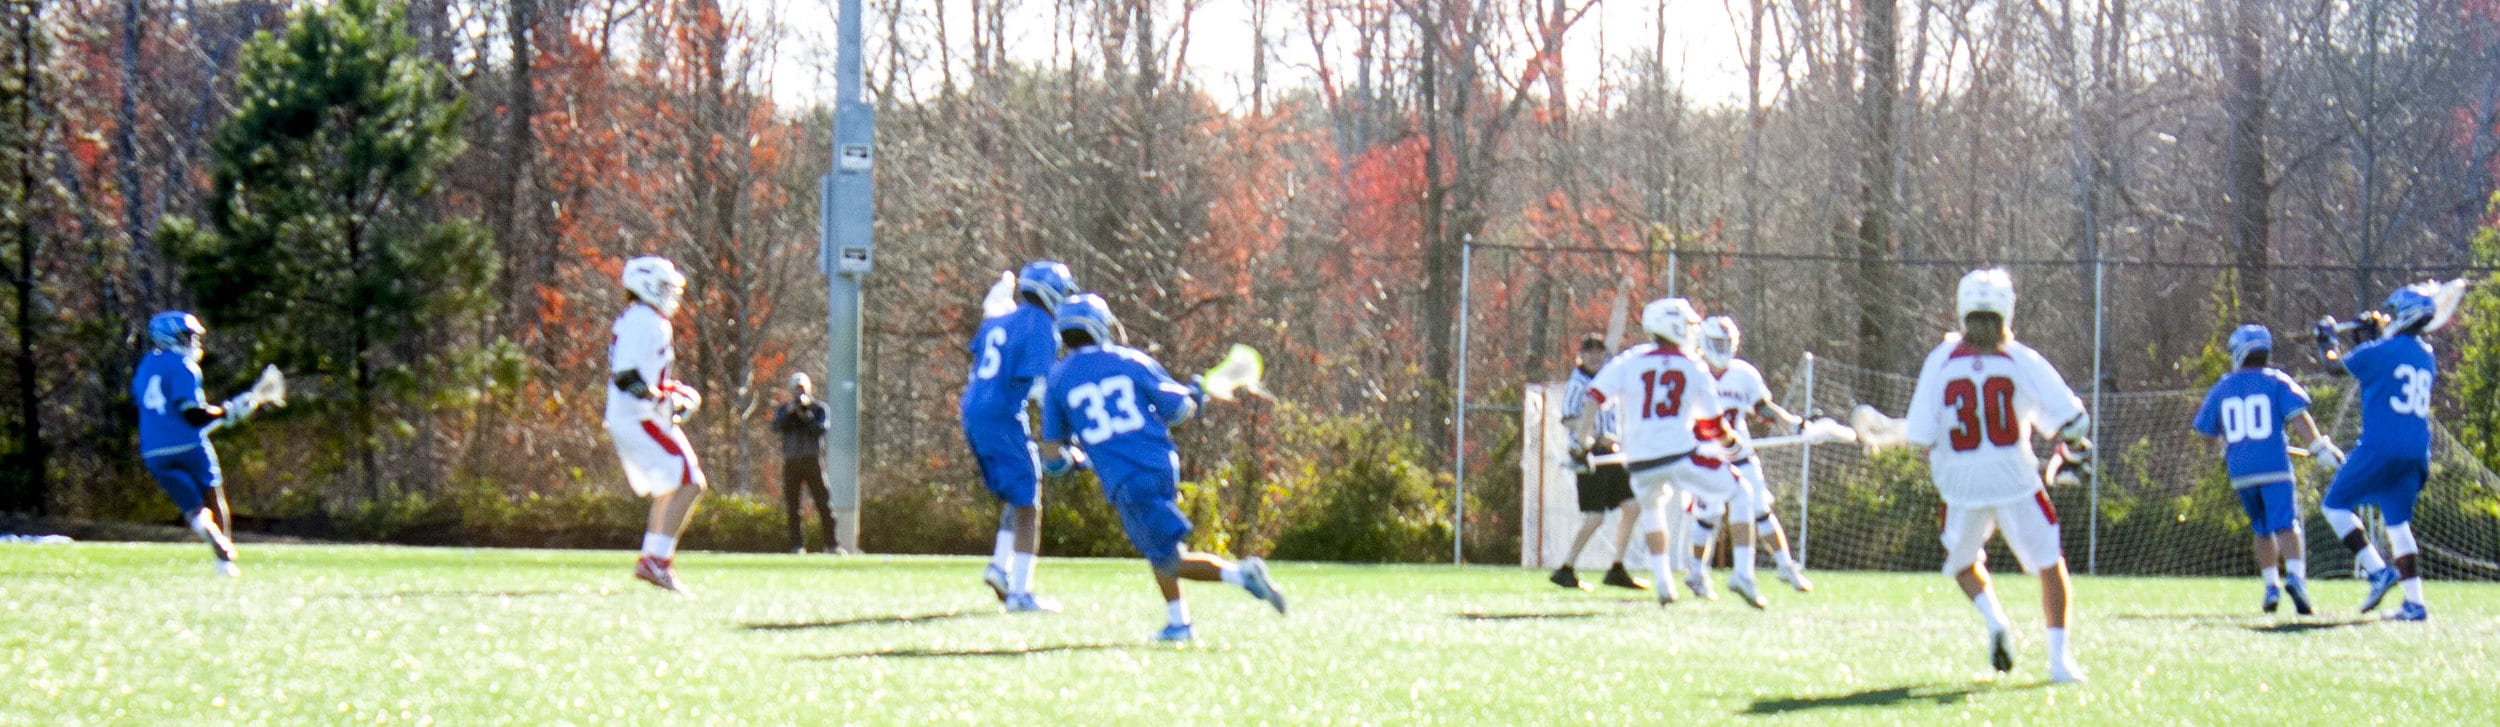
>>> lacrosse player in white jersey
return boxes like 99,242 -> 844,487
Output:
1690,316 -> 1813,594
605,256 -> 707,593
1581,298 -> 1769,608
1901,268 -> 2090,683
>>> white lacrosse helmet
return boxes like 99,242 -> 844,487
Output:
622,256 -> 689,317
1698,316 -> 1740,370
1642,297 -> 1704,350
1956,268 -> 2016,324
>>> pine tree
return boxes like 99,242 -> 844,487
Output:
160,0 -> 493,499
2450,194 -> 2500,472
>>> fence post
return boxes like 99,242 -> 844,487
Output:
2087,252 -> 2106,575
1453,235 -> 1473,566
1794,352 -> 1817,566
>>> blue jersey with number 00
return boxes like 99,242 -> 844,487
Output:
2343,335 -> 2436,454
131,350 -> 210,457
2193,368 -> 2310,487
959,304 -> 1060,429
1040,345 -> 1196,487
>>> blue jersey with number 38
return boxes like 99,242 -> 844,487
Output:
2343,335 -> 2436,454
2193,368 -> 2310,487
131,350 -> 210,457
1040,344 -> 1197,487
960,304 -> 1060,429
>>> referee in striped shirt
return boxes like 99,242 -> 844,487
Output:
1550,333 -> 1650,591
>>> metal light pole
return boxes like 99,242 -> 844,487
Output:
819,0 -> 874,551
1453,235 -> 1474,565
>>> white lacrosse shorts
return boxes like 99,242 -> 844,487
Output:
1940,490 -> 2065,575
606,417 -> 706,497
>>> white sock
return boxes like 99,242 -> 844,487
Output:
2325,509 -> 2388,572
1776,549 -> 1800,570
1218,565 -> 1245,587
642,532 -> 676,559
992,530 -> 1016,569
1732,546 -> 1757,581
1165,599 -> 1190,627
187,510 -> 217,541
2261,566 -> 2281,587
2285,558 -> 2306,581
1651,548 -> 1674,589
2047,627 -> 2070,663
1973,591 -> 2009,633
1011,551 -> 1037,595
2401,578 -> 2424,605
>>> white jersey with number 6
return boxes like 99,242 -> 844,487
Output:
1904,337 -> 2084,507
1586,343 -> 1727,463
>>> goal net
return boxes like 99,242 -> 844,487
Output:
1520,354 -> 2500,581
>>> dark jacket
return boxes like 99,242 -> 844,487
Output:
772,399 -> 830,460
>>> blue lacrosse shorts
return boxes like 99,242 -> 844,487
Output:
2322,445 -> 2428,527
2235,481 -> 2297,536
143,445 -> 223,516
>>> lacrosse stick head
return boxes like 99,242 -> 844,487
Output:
252,365 -> 287,408
1202,345 -> 1266,402
1801,416 -> 1857,445
1850,405 -> 1908,453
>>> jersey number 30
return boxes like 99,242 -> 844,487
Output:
1067,376 -> 1147,445
1944,377 -> 2019,451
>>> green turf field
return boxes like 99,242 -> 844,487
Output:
3,543 -> 2496,724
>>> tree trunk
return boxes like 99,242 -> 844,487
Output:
2221,0 -> 2270,315
7,1 -> 47,514
1855,0 -> 1902,370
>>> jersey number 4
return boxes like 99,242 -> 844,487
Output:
143,375 -> 168,415
1637,370 -> 1687,420
1067,376 -> 1146,445
1944,377 -> 2019,451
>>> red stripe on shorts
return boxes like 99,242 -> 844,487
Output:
640,420 -> 686,456
2034,490 -> 2060,527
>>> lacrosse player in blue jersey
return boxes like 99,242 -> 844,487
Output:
2314,283 -> 2452,621
2193,324 -> 2337,615
130,312 -> 281,576
961,261 -> 1079,613
1037,294 -> 1287,642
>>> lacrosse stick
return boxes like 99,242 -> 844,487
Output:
1850,405 -> 1912,453
1200,344 -> 1267,402
1745,417 -> 1858,450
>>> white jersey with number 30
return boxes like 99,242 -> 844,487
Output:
1586,343 -> 1727,462
1904,337 -> 2084,507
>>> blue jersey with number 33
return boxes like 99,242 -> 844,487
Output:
130,350 -> 210,457
2193,368 -> 2310,487
2343,335 -> 2436,454
1040,345 -> 1196,487
960,304 -> 1060,429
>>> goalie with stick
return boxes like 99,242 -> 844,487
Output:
1874,269 -> 2091,684
131,312 -> 286,576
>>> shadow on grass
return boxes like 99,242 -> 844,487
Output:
1744,681 -> 2047,715
744,611 -> 990,631
2245,618 -> 2377,634
1458,610 -> 1607,621
803,643 -> 1129,660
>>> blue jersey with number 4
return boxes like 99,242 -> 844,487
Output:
131,350 -> 210,457
960,304 -> 1060,429
1040,345 -> 1196,488
2344,335 -> 2436,454
2193,368 -> 2310,487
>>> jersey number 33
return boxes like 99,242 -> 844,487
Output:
1067,376 -> 1146,445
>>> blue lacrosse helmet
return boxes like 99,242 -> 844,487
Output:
148,311 -> 205,354
1017,260 -> 1078,314
2384,283 -> 2438,337
1054,293 -> 1116,346
2227,324 -> 2270,368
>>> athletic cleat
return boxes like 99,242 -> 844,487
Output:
2384,601 -> 2428,622
1727,575 -> 1768,610
2284,576 -> 2315,616
2357,567 -> 2400,614
1548,565 -> 1588,591
1683,571 -> 1717,601
982,563 -> 1011,603
633,555 -> 685,593
1776,562 -> 1813,592
1987,629 -> 2014,673
1004,593 -> 1062,614
213,559 -> 241,577
2049,658 -> 2087,684
1240,557 -> 1289,615
1153,623 -> 1195,643
1656,588 -> 1677,607
2262,584 -> 2282,614
1600,563 -> 1650,591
